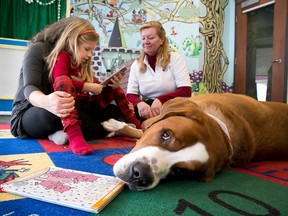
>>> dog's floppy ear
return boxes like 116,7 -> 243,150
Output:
142,97 -> 204,131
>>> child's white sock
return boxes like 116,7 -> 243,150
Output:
48,130 -> 68,145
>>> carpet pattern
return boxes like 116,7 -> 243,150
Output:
0,123 -> 287,216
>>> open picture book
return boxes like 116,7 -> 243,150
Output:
101,66 -> 127,86
101,58 -> 135,86
1,166 -> 125,213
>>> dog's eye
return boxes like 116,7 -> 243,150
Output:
161,130 -> 171,144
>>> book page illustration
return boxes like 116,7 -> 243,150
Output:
2,166 -> 124,212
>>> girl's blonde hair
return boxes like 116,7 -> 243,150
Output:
46,17 -> 99,83
137,21 -> 170,73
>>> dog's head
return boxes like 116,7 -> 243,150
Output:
113,97 -> 230,191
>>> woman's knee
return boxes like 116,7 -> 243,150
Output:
22,107 -> 62,138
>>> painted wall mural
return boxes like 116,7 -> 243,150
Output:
199,0 -> 230,93
70,0 -> 233,94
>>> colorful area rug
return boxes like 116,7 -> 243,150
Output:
0,124 -> 287,215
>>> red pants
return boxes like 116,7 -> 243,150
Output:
53,75 -> 136,129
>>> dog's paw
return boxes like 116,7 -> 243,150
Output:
102,119 -> 142,139
101,118 -> 128,132
106,131 -> 116,138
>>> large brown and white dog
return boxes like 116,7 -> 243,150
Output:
102,93 -> 288,191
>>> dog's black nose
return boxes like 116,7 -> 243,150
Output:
130,161 -> 154,187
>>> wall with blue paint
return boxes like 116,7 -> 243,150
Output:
0,38 -> 27,113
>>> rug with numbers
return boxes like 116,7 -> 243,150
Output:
0,124 -> 287,216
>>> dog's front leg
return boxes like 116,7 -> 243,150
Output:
101,119 -> 143,139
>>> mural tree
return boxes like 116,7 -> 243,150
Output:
71,0 -> 230,93
199,0 -> 229,93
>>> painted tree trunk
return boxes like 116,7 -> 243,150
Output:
199,0 -> 229,93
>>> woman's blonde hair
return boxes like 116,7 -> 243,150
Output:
137,21 -> 170,72
46,17 -> 99,83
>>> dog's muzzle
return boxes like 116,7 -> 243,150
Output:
114,161 -> 154,191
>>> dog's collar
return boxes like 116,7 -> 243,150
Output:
206,113 -> 234,160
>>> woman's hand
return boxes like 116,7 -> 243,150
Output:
46,91 -> 75,118
137,101 -> 153,119
29,91 -> 75,118
151,99 -> 162,117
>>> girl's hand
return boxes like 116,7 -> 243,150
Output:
137,101 -> 153,119
128,102 -> 135,114
108,72 -> 124,89
91,83 -> 104,95
83,83 -> 104,95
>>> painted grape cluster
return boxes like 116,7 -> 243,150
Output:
221,81 -> 233,93
190,70 -> 233,94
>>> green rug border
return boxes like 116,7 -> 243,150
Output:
100,169 -> 288,216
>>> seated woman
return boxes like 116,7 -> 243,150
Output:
126,21 -> 192,121
10,17 -> 140,156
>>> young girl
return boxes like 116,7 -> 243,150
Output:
46,18 -> 140,155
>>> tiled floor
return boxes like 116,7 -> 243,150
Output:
0,115 -> 11,124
